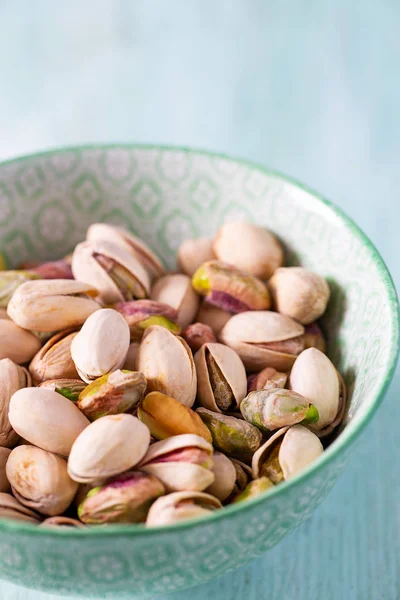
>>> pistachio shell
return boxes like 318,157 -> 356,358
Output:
195,342 -> 247,413
0,271 -> 40,308
317,369 -> 347,437
183,322 -> 217,353
220,311 -> 304,372
72,239 -> 150,304
68,414 -> 150,483
0,319 -> 42,364
138,391 -> 212,442
137,325 -> 197,407
230,458 -> 252,496
240,388 -> 315,432
114,299 -> 180,340
252,427 -> 289,479
7,279 -> 100,332
279,425 -> 323,479
29,329 -> 79,384
151,273 -> 200,330
9,387 -> 89,457
304,322 -> 326,353
7,445 -> 78,516
38,379 -> 86,403
213,222 -> 284,279
178,238 -> 215,277
0,447 -> 11,492
196,302 -> 232,336
233,477 -> 274,503
0,492 -> 41,523
146,490 -> 222,526
0,359 -> 31,448
123,342 -> 140,371
30,260 -> 73,280
247,367 -> 288,393
289,348 -> 339,432
40,516 -> 86,528
71,309 -> 130,383
205,452 -> 236,502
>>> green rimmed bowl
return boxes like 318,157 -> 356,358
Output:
0,145 -> 398,597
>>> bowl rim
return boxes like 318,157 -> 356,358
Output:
0,143 -> 398,538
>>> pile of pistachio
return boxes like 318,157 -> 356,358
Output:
0,221 -> 345,528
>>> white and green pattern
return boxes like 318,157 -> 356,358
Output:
0,145 -> 397,597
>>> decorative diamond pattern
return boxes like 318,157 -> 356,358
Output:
72,174 -> 103,213
190,177 -> 218,211
131,179 -> 162,218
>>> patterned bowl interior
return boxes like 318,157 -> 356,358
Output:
0,145 -> 398,597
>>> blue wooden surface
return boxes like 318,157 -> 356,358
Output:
0,2 -> 399,599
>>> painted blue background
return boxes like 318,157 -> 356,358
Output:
0,1 -> 399,599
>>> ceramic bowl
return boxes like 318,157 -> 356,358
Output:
0,145 -> 398,597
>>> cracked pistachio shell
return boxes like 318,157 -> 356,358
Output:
114,299 -> 180,341
220,311 -> 304,372
0,359 -> 31,448
0,492 -> 41,524
196,408 -> 262,461
123,342 -> 140,371
78,471 -> 165,524
0,319 -> 41,364
9,387 -> 89,457
40,516 -> 86,528
230,458 -> 252,496
72,239 -> 150,304
137,325 -> 197,407
183,322 -> 217,353
68,414 -> 150,483
205,452 -> 236,502
269,267 -> 330,325
289,348 -> 339,433
38,379 -> 86,403
78,370 -> 147,420
138,391 -> 212,442
139,434 -> 214,492
146,490 -> 222,526
71,309 -> 130,383
213,222 -> 284,280
7,279 -> 100,332
233,477 -> 274,503
87,223 -> 165,282
151,273 -> 200,330
196,302 -> 232,336
0,271 -> 40,308
7,445 -> 78,516
29,329 -> 79,385
247,367 -> 288,393
194,342 -> 247,413
178,237 -> 215,277
0,448 -> 11,492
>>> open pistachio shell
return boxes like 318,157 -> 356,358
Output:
289,348 -> 339,433
137,325 -> 197,407
196,302 -> 232,336
0,492 -> 41,523
0,447 -> 11,492
29,329 -> 79,385
0,271 -> 40,308
114,299 -> 180,341
138,391 -> 212,442
178,237 -> 215,277
205,452 -> 236,502
0,319 -> 42,364
233,477 -> 274,503
151,273 -> 200,330
7,445 -> 78,516
230,458 -> 252,497
220,311 -> 305,372
72,239 -> 150,304
146,490 -> 222,526
247,367 -> 288,393
316,369 -> 347,437
38,379 -> 86,403
194,342 -> 247,413
0,359 -> 31,448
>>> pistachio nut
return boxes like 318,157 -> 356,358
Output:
30,260 -> 74,280
240,388 -> 319,432
68,414 -> 150,483
304,322 -> 326,353
7,445 -> 78,516
138,391 -> 212,442
0,359 -> 31,448
40,516 -> 86,528
146,490 -> 222,526
71,309 -> 130,383
213,221 -> 284,280
74,482 -> 104,508
196,408 -> 262,461
87,223 -> 165,282
178,237 -> 215,277
269,267 -> 330,325
233,477 -> 274,503
247,367 -> 287,393
220,311 -> 304,372
0,447 -> 11,492
194,342 -> 247,413
252,425 -> 323,481
182,322 -> 217,353
78,471 -> 165,524
151,273 -> 200,330
0,492 -> 41,524
7,279 -> 100,332
77,369 -> 147,420
114,299 -> 180,341
139,434 -> 214,492
137,325 -> 197,407
230,458 -> 252,497
29,329 -> 80,385
192,260 -> 271,313
72,239 -> 150,304
9,387 -> 89,457
0,270 -> 40,308
205,452 -> 236,502
38,379 -> 86,403
196,302 -> 232,336
289,348 -> 340,433
0,319 -> 42,364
